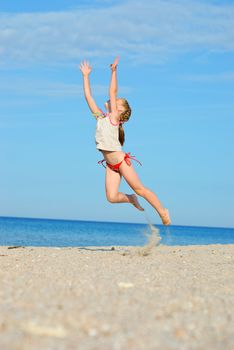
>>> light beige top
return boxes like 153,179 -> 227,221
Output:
94,112 -> 122,152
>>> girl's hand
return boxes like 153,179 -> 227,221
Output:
79,60 -> 92,76
110,56 -> 119,71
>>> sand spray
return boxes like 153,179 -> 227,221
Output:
136,210 -> 162,256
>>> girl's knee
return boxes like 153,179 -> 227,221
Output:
106,193 -> 118,203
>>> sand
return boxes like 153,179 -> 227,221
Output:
0,244 -> 234,350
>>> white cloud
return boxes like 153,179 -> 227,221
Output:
0,0 -> 233,65
0,79 -> 132,98
183,72 -> 234,82
0,116 -> 64,129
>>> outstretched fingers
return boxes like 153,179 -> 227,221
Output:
79,60 -> 92,75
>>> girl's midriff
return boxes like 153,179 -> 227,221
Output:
101,150 -> 126,165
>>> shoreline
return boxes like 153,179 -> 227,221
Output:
0,244 -> 234,349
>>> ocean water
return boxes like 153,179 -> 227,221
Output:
0,216 -> 234,247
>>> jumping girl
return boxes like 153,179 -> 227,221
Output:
79,57 -> 171,225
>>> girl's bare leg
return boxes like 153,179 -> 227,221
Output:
105,166 -> 144,210
119,161 -> 171,225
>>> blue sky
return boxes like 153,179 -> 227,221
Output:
0,0 -> 234,227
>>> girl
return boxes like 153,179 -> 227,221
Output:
79,57 -> 171,225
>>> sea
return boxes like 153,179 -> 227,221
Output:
0,216 -> 234,247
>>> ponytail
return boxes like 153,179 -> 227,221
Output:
119,124 -> 125,146
118,98 -> 131,146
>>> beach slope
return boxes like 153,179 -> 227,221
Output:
0,244 -> 234,350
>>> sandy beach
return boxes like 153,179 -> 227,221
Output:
0,244 -> 234,350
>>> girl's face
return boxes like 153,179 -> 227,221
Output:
104,99 -> 125,113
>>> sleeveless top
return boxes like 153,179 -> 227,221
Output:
93,110 -> 122,152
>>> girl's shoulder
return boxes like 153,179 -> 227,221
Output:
108,111 -> 120,126
93,108 -> 106,119
92,109 -> 120,126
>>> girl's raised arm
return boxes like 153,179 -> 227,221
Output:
109,56 -> 119,114
79,61 -> 100,114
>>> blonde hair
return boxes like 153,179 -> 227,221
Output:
118,98 -> 131,146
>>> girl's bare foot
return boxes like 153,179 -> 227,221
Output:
161,208 -> 171,226
129,194 -> 144,211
